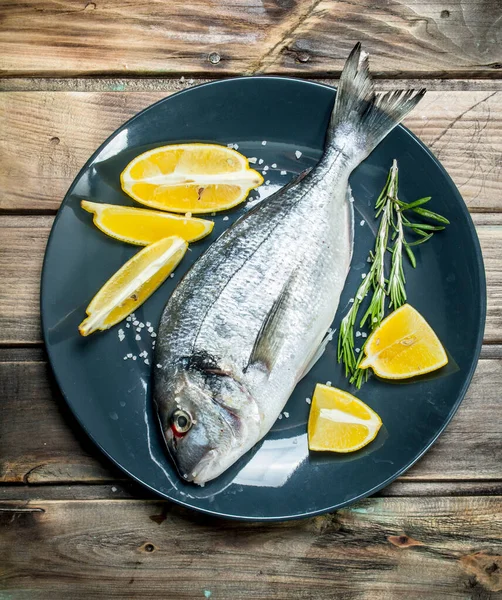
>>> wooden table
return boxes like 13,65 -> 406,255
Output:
1,2 -> 502,598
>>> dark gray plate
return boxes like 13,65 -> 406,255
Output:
41,77 -> 486,521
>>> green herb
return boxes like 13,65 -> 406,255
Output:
337,160 -> 449,388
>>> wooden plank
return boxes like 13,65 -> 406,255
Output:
0,89 -> 501,213
0,0 -> 501,77
0,355 -> 500,484
0,497 -> 501,598
1,479 -> 502,502
2,215 -> 499,346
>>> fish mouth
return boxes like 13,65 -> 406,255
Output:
187,448 -> 220,485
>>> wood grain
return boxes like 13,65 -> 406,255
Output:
0,355 -> 501,484
1,89 -> 501,213
0,215 -> 498,345
0,496 -> 501,598
0,0 -> 501,77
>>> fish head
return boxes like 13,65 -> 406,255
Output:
156,359 -> 261,485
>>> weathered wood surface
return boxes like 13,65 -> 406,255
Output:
1,89 -> 501,213
5,215 -> 500,345
0,497 -> 501,598
1,0 -> 502,77
0,352 -> 500,484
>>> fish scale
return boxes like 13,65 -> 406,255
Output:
153,43 -> 426,484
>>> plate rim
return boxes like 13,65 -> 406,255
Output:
40,76 -> 487,521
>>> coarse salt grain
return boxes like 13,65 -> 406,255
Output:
223,216 -> 229,221
360,220 -> 365,226
248,157 -> 257,164
135,334 -> 141,341
144,359 -> 150,365
111,486 -> 117,492
136,327 -> 141,333
151,332 -> 157,338
156,363 -> 162,368
349,298 -> 354,303
126,323 -> 130,328
227,143 -> 234,148
355,331 -> 361,337
127,353 -> 133,358
326,381 -> 332,386
234,143 -> 239,149
278,414 -> 283,419
355,348 -> 360,353
265,180 -> 270,185
280,170 -> 287,175
126,316 -> 132,321
123,356 -> 128,360
139,323 -> 145,328
132,355 -> 137,360
263,165 -> 269,171
261,140 -> 267,145
272,163 -> 277,168
283,412 -> 289,418
148,326 -> 154,333
362,332 -> 367,338
146,321 -> 151,327
306,397 -> 311,404
295,150 -> 302,159
258,159 -> 264,165
361,273 -> 366,279
133,320 -> 139,326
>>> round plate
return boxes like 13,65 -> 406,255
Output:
41,77 -> 486,521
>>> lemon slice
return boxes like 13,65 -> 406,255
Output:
81,201 -> 213,245
359,304 -> 448,379
79,236 -> 187,336
308,385 -> 382,452
120,143 -> 263,214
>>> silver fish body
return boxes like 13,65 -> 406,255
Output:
154,44 -> 425,484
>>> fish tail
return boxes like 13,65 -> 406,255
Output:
327,43 -> 425,163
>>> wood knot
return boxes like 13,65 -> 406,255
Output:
50,137 -> 60,146
460,552 -> 502,592
388,534 -> 424,548
140,542 -> 156,553
440,9 -> 450,18
85,2 -> 96,10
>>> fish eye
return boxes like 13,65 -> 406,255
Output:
171,409 -> 192,434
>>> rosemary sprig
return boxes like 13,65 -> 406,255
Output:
337,159 -> 449,388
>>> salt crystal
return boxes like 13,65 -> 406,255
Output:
265,180 -> 270,185
144,359 -> 150,365
326,381 -> 332,386
170,273 -> 174,278
126,323 -> 130,328
261,140 -> 267,145
151,332 -> 157,338
373,317 -> 378,323
123,356 -> 128,360
355,331 -> 361,338
360,219 -> 365,226
349,196 -> 354,203
306,397 -> 311,404
127,353 -> 133,358
349,298 -> 355,303
223,216 -> 229,221
227,143 -> 234,148
248,157 -> 257,164
148,326 -> 154,333
111,486 -> 117,492
271,163 -> 277,168
362,332 -> 367,338
361,273 -> 366,279
258,159 -> 264,165
278,414 -> 283,419
139,323 -> 145,328
295,150 -> 302,159
156,364 -> 162,369
146,321 -> 151,327
234,143 -> 239,150
136,327 -> 141,333
189,79 -> 194,84
263,165 -> 269,171
355,348 -> 360,353
283,412 -> 289,418
132,355 -> 137,360
133,320 -> 139,326
126,316 -> 132,322
135,334 -> 141,341
280,170 -> 287,175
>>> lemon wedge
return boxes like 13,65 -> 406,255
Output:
81,201 -> 213,245
79,236 -> 187,336
359,304 -> 448,379
120,143 -> 263,214
308,385 -> 382,452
